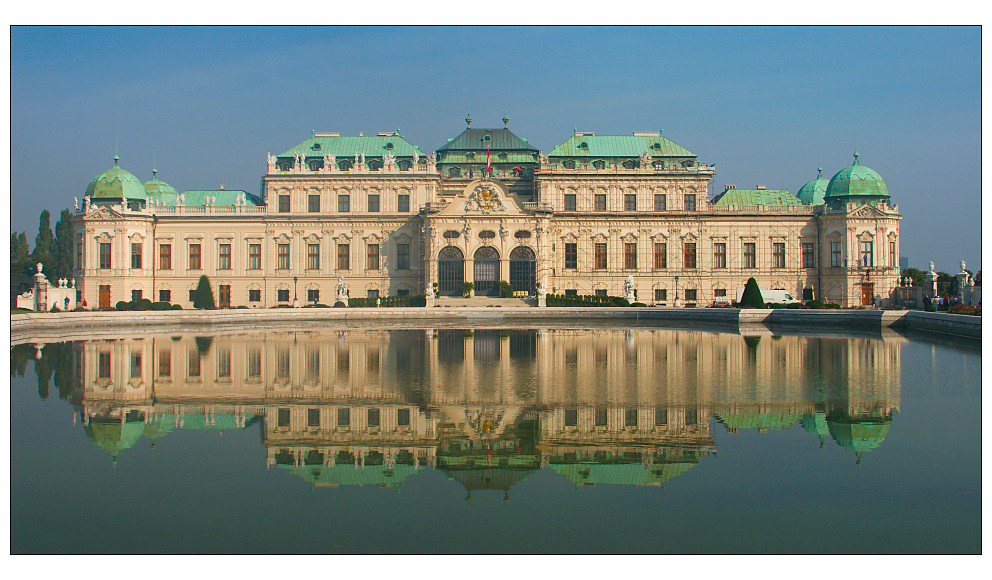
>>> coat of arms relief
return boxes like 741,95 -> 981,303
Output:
465,184 -> 506,214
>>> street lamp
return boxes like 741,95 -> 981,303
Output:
293,276 -> 299,308
673,275 -> 680,308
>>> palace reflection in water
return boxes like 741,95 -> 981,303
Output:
16,328 -> 902,496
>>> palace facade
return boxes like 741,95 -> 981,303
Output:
72,118 -> 901,309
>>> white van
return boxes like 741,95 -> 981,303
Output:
736,287 -> 801,306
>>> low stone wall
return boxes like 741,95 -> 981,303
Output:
10,307 -> 980,345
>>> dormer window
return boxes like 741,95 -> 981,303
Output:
498,152 -> 507,160
563,160 -> 576,169
385,142 -> 394,150
338,160 -> 352,171
482,135 -> 492,142
312,142 -> 322,150
398,160 -> 412,171
369,160 -> 382,171
579,142 -> 588,149
308,160 -> 322,171
277,160 -> 293,171
652,142 -> 661,150
449,167 -> 461,177
622,160 -> 636,169
592,160 -> 606,170
466,152 -> 475,159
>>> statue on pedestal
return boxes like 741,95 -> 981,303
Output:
623,275 -> 635,302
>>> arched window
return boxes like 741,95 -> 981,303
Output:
443,230 -> 460,240
473,246 -> 500,296
509,246 -> 536,295
514,230 -> 532,239
479,230 -> 496,240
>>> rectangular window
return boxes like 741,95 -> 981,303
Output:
277,289 -> 290,302
564,409 -> 578,427
367,194 -> 380,213
367,289 -> 379,300
277,244 -> 290,269
98,352 -> 111,378
595,408 -> 608,426
76,242 -> 83,269
683,243 -> 696,269
276,348 -> 290,378
802,242 -> 815,269
654,194 -> 666,211
685,289 -> 697,301
594,194 -> 607,211
594,243 -> 607,269
277,408 -> 290,427
159,244 -> 171,270
337,350 -> 349,374
130,353 -> 142,378
131,242 -> 142,269
565,243 -> 577,269
398,194 -> 410,213
159,289 -> 171,302
860,241 -> 873,267
338,194 -> 350,213
714,288 -> 727,297
595,289 -> 608,297
565,289 -> 578,296
686,408 -> 698,425
248,244 -> 261,270
158,350 -> 171,378
308,194 -> 320,213
655,288 -> 667,302
397,289 -> 409,296
307,244 -> 320,270
714,243 -> 727,269
99,243 -> 111,269
189,243 -> 201,270
189,289 -> 196,302
338,408 -> 350,427
625,408 -> 638,427
831,242 -> 843,267
278,194 -> 290,213
367,244 -> 380,270
307,289 -> 319,303
337,244 -> 350,270
307,408 -> 320,428
655,407 -> 668,426
889,240 -> 897,267
367,408 -> 380,427
624,242 -> 637,269
654,243 -> 667,269
248,289 -> 261,302
306,349 -> 319,378
744,242 -> 756,269
564,194 -> 576,211
218,244 -> 231,270
188,349 -> 200,378
217,348 -> 231,378
397,244 -> 410,269
247,348 -> 261,377
398,408 -> 411,426
684,194 -> 696,211
131,289 -> 142,302
773,242 -> 785,268
624,194 -> 636,211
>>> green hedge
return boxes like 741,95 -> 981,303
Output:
546,294 -> 631,307
348,295 -> 427,308
115,299 -> 177,311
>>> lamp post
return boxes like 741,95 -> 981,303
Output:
293,276 -> 299,308
673,275 -> 680,308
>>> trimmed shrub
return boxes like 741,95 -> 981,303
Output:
546,294 -> 630,307
499,280 -> 514,298
461,282 -> 474,297
631,302 -> 647,307
739,278 -> 765,309
333,301 -> 347,308
171,304 -> 183,310
193,275 -> 215,309
115,300 -> 131,311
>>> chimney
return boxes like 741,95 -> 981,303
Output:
219,185 -> 225,190
725,184 -> 736,190
756,185 -> 766,190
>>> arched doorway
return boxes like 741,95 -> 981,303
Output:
473,246 -> 500,296
438,246 -> 464,296
509,246 -> 536,295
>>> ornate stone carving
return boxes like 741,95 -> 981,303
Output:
465,183 -> 506,214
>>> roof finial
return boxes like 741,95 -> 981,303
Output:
114,137 -> 119,166
573,126 -> 577,135
311,129 -> 315,137
466,112 -> 472,127
853,150 -> 860,165
503,111 -> 509,128
817,166 -> 822,178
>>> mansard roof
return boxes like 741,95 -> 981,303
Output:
438,127 -> 538,152
711,188 -> 802,206
146,189 -> 261,207
549,132 -> 696,158
277,133 -> 426,159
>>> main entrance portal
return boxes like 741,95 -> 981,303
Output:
509,246 -> 536,295
473,247 -> 500,296
438,246 -> 464,296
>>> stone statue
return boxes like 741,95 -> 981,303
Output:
336,276 -> 349,298
412,150 -> 419,164
929,260 -> 935,274
267,152 -> 276,169
74,197 -> 79,210
83,195 -> 90,211
624,275 -> 635,301
383,152 -> 396,168
960,260 -> 967,273
640,151 -> 652,167
539,152 -> 549,165
426,284 -> 436,299
36,263 -> 43,274
360,152 -> 366,167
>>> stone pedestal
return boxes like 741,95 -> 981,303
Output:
336,294 -> 349,307
924,271 -> 938,298
425,294 -> 435,308
537,294 -> 547,308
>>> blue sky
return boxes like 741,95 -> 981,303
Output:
10,26 -> 981,272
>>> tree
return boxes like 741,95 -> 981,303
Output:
52,208 -> 75,281
10,232 -> 32,296
31,209 -> 54,273
901,267 -> 926,288
739,277 -> 765,308
193,275 -> 215,309
936,272 -> 954,296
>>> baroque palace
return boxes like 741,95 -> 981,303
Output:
73,116 -> 901,309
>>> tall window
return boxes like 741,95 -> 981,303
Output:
624,243 -> 637,269
624,194 -> 636,211
159,244 -> 172,270
860,241 -> 873,267
743,242 -> 756,269
565,243 -> 577,269
683,243 -> 696,269
159,350 -> 171,378
714,243 -> 727,269
655,289 -> 667,302
397,244 -> 410,269
247,348 -> 262,377
218,244 -> 231,270
889,240 -> 897,267
654,194 -> 666,211
367,244 -> 380,270
308,194 -> 320,213
76,242 -> 83,269
594,243 -> 607,269
337,243 -> 350,270
131,242 -> 142,269
684,194 -> 696,211
189,243 -> 201,269
564,193 -> 576,211
397,194 -> 410,213
248,244 -> 261,269
248,289 -> 261,302
367,194 -> 380,213
654,242 -> 667,269
277,244 -> 290,269
99,243 -> 111,269
831,242 -> 843,267
307,243 -> 320,270
338,194 -> 350,213
594,194 -> 607,211
772,242 -> 785,268
802,242 -> 815,269
278,194 -> 290,213
159,289 -> 170,302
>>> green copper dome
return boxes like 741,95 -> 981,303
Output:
85,156 -> 147,201
143,169 -> 179,198
824,153 -> 889,200
797,167 -> 829,205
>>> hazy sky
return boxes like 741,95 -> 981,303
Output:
9,26 -> 981,272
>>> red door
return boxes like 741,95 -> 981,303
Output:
99,285 -> 111,309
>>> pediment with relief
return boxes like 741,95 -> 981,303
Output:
438,180 -> 526,217
85,206 -> 125,221
850,204 -> 886,218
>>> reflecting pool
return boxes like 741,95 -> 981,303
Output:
10,326 -> 981,553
